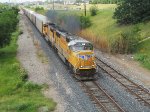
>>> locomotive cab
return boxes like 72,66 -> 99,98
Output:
68,39 -> 97,79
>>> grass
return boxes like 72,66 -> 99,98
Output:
67,3 -> 116,10
134,38 -> 150,70
0,29 -> 56,112
36,9 -> 46,15
82,9 -> 150,40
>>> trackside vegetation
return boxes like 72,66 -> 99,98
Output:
134,39 -> 150,70
0,5 -> 56,111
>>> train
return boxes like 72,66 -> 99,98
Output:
22,8 -> 97,80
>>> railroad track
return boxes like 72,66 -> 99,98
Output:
79,81 -> 125,112
96,57 -> 150,107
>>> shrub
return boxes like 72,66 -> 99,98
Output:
80,16 -> 92,29
111,25 -> 141,53
19,68 -> 28,81
90,5 -> 98,16
35,7 -> 44,12
23,82 -> 42,92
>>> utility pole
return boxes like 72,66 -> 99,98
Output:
84,0 -> 86,16
52,0 -> 54,10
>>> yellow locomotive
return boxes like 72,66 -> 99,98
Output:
23,8 -> 97,80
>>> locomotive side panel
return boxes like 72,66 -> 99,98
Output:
48,27 -> 54,44
43,24 -> 48,36
59,35 -> 69,59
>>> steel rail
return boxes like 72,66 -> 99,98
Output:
96,57 -> 150,107
81,81 -> 125,112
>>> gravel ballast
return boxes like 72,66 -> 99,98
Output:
97,69 -> 150,112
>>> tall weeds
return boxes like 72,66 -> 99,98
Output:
79,30 -> 110,52
79,25 -> 141,54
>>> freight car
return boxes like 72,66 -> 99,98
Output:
23,8 -> 97,80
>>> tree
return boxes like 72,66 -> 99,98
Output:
80,16 -> 92,29
113,0 -> 150,24
0,6 -> 19,47
90,5 -> 98,16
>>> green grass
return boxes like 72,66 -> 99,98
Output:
87,9 -> 150,39
134,38 -> 150,70
0,29 -> 56,112
36,9 -> 46,15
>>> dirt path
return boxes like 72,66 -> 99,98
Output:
17,14 -> 65,112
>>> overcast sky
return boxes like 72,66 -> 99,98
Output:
0,0 -> 46,3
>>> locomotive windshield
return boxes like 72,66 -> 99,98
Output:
70,42 -> 93,51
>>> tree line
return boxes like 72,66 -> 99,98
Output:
0,5 -> 19,47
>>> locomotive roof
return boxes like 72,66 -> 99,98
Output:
48,23 -> 91,44
68,38 -> 90,46
49,23 -> 59,29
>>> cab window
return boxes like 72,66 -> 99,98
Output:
69,42 -> 93,51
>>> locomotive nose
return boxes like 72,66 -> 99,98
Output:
77,52 -> 95,69
75,52 -> 96,77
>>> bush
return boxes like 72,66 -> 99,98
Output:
23,82 -> 42,92
111,25 -> 141,54
80,16 -> 92,29
90,5 -> 98,16
0,6 -> 19,47
35,7 -> 44,12
20,68 -> 28,81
